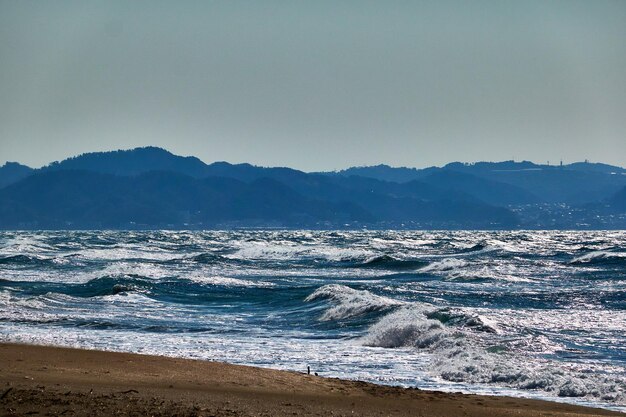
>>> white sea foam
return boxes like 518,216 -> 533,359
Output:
1,235 -> 55,255
231,241 -> 375,262
359,306 -> 626,404
360,305 -> 497,347
186,274 -> 274,287
420,258 -> 468,273
443,263 -> 537,283
431,347 -> 626,403
76,245 -> 174,261
570,251 -> 626,264
305,284 -> 403,321
360,307 -> 450,348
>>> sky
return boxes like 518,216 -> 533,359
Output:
1,1 -> 625,171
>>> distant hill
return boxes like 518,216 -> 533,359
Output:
30,146 -> 534,204
330,161 -> 626,205
44,147 -> 210,178
0,170 -> 371,229
329,164 -> 433,183
559,162 -> 626,174
415,170 -> 539,205
442,161 -> 626,204
0,168 -> 516,229
1,147 -> 624,229
0,162 -> 33,188
43,146 -> 312,184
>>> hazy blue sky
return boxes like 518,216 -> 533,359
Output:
1,1 -> 625,170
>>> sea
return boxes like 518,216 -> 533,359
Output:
1,230 -> 625,411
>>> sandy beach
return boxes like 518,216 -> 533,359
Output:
0,343 -> 622,417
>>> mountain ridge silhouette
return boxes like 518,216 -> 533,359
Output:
1,147 -> 624,229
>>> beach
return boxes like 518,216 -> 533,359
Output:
0,343 -> 622,417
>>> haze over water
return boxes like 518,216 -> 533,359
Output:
1,230 -> 625,411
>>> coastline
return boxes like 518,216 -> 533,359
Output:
0,343 -> 622,417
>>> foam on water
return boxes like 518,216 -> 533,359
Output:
305,284 -> 403,320
360,306 -> 626,404
231,241 -> 376,262
186,273 -> 274,288
570,251 -> 626,265
419,258 -> 468,273
361,307 -> 450,348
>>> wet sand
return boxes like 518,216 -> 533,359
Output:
0,343 -> 622,417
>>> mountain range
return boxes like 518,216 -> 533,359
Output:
1,147 -> 625,229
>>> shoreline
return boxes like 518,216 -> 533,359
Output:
0,342 -> 623,416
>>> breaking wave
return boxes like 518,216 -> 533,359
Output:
0,254 -> 54,266
305,284 -> 403,321
360,305 -> 497,348
419,258 -> 468,273
570,251 -> 626,266
187,252 -> 231,264
360,306 -> 626,403
352,255 -> 428,270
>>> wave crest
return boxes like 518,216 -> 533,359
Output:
0,255 -> 53,266
353,255 -> 428,270
570,251 -> 626,266
361,308 -> 450,349
305,284 -> 403,321
419,258 -> 468,273
361,306 -> 625,403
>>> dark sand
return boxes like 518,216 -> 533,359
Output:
0,343 -> 622,417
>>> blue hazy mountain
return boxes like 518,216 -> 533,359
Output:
0,148 -> 519,229
330,161 -> 626,204
0,170 -> 372,229
0,168 -> 516,229
44,146 -> 309,183
44,147 -> 210,177
442,162 -> 626,204
21,147 -> 626,205
335,161 -> 626,180
330,164 -> 433,183
1,147 -> 625,229
413,170 -> 539,205
0,162 -> 33,189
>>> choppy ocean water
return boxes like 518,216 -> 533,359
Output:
1,230 -> 625,411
